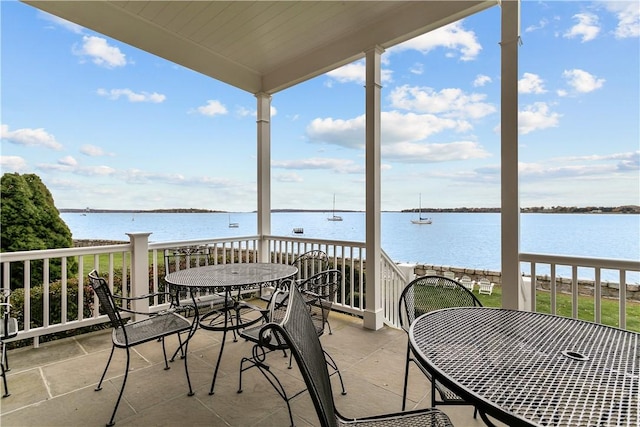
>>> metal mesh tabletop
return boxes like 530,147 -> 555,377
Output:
164,263 -> 298,291
409,307 -> 640,427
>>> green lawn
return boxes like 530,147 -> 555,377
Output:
477,285 -> 640,332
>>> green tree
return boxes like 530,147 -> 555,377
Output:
1,173 -> 77,289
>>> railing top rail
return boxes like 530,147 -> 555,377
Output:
262,234 -> 365,248
0,243 -> 132,262
148,235 -> 261,250
519,252 -> 640,270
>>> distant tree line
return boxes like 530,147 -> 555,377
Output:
403,206 -> 640,214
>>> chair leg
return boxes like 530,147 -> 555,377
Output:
169,332 -> 186,362
180,335 -> 194,397
1,344 -> 9,398
161,337 -> 170,370
106,347 -> 131,427
401,344 -> 411,411
323,350 -> 346,395
3,343 -> 10,371
96,345 -> 116,391
239,351 -> 296,427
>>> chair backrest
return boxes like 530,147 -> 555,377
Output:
164,246 -> 211,301
297,269 -> 340,334
267,285 -> 338,427
290,250 -> 329,282
399,275 -> 482,332
88,270 -> 125,331
1,288 -> 18,340
164,246 -> 210,274
268,280 -> 293,324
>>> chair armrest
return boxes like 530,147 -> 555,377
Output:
114,291 -> 172,301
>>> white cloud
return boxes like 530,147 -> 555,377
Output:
603,1 -> 640,38
58,156 -> 77,166
473,74 -> 492,87
0,156 -> 28,172
389,85 -> 496,120
409,63 -> 424,75
193,100 -> 228,117
272,158 -> 363,174
394,21 -> 482,61
236,105 -> 277,118
73,36 -> 127,68
274,172 -> 304,183
306,116 -> 365,149
382,111 -> 471,142
562,69 -> 605,94
518,73 -> 547,94
326,60 -> 393,85
38,11 -> 84,34
518,102 -> 562,134
97,88 -> 166,103
1,124 -> 63,150
525,19 -> 549,33
382,140 -> 491,163
553,150 -> 640,171
80,144 -> 114,157
564,13 -> 601,42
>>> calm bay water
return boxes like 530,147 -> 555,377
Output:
61,212 -> 640,282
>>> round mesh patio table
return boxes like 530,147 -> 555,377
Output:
165,263 -> 297,394
409,307 -> 639,427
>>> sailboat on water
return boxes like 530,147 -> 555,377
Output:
327,194 -> 343,221
411,194 -> 432,224
228,213 -> 239,228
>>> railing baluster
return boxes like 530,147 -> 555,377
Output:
619,270 -> 627,330
571,265 -> 578,319
594,267 -> 602,324
550,263 -> 557,315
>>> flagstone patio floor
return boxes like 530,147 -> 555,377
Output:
1,306 -> 499,427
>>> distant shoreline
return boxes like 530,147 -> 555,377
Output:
60,206 -> 640,214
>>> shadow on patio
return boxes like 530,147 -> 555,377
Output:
1,307 -> 488,427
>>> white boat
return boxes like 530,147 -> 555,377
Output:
411,194 -> 432,224
327,194 -> 343,221
228,214 -> 239,228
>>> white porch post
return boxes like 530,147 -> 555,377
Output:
363,46 -> 384,330
256,92 -> 272,262
500,0 -> 524,310
126,232 -> 151,320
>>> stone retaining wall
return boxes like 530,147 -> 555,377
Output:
414,264 -> 640,302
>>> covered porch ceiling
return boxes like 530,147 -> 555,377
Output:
24,1 -> 498,95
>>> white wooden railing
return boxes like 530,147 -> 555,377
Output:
519,253 -> 640,330
2,234 -> 637,347
0,234 -> 408,346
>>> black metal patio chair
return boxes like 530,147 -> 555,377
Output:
399,274 -> 482,416
163,246 -> 233,361
261,249 -> 329,303
164,246 -> 230,317
266,284 -> 454,427
238,274 -> 346,426
88,270 -> 197,426
1,287 -> 18,398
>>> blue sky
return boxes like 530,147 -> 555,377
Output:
1,1 -> 639,212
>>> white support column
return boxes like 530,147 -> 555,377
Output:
256,92 -> 272,262
363,46 -> 384,330
500,0 -> 524,310
126,232 -> 151,320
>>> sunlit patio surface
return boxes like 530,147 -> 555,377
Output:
1,304 -> 493,427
